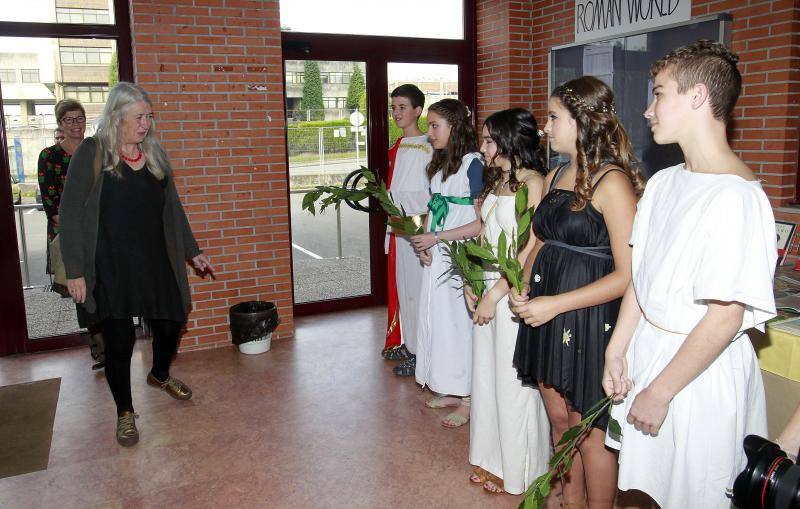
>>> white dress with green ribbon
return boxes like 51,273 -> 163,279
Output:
414,152 -> 482,396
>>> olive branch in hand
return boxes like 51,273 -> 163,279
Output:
301,166 -> 424,236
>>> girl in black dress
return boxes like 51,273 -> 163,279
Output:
509,76 -> 644,509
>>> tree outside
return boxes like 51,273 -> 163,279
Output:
302,61 -> 324,121
108,51 -> 119,87
346,65 -> 365,112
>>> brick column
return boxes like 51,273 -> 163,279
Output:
130,0 -> 293,349
476,0 -> 541,126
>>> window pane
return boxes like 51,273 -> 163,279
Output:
21,69 -> 40,82
2,36 -> 120,340
280,0 -> 463,39
2,1 -> 115,24
284,60 -> 370,304
0,69 -> 16,82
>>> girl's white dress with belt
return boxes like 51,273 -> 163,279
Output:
606,164 -> 777,508
415,152 -> 481,396
469,192 -> 550,494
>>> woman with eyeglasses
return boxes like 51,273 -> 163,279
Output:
37,100 -> 105,367
38,99 -> 87,270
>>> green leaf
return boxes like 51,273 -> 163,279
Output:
562,454 -> 575,474
301,192 -> 317,214
549,443 -> 569,468
517,212 -> 532,247
497,231 -> 507,265
361,166 -> 376,184
533,489 -> 544,509
556,424 -> 583,447
465,241 -> 497,262
608,416 -> 623,437
515,184 -> 529,216
538,478 -> 551,499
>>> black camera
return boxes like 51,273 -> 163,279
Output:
732,435 -> 800,508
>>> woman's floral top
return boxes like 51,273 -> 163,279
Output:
37,144 -> 72,240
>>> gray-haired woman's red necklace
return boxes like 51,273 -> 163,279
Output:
120,149 -> 142,164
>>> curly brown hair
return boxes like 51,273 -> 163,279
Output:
551,76 -> 645,210
425,99 -> 479,182
479,108 -> 546,200
650,39 -> 741,125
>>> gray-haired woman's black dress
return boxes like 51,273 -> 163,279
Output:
513,166 -> 622,429
93,163 -> 185,322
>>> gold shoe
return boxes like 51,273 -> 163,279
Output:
116,411 -> 139,447
147,372 -> 193,401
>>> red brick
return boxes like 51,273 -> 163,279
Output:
130,0 -> 293,349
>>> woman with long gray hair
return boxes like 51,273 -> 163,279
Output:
59,82 -> 215,447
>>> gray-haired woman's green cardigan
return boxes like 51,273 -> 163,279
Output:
59,137 -> 201,316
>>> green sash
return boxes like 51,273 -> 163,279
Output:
427,193 -> 474,232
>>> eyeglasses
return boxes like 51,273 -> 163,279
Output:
61,116 -> 86,125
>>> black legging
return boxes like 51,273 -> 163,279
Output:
101,318 -> 183,414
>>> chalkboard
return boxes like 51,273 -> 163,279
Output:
549,14 -> 731,176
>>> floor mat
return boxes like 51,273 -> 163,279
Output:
0,378 -> 61,479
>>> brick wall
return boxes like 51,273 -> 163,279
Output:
476,0 -> 538,126
478,0 -> 800,210
476,0 -> 572,126
693,0 -> 800,208
130,0 -> 294,350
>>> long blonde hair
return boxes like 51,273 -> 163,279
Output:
94,82 -> 171,180
552,76 -> 645,210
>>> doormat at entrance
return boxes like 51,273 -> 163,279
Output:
0,377 -> 61,479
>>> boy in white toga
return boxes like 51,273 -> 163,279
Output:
382,84 -> 432,378
603,40 -> 777,508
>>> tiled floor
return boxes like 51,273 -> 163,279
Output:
0,307 -> 525,509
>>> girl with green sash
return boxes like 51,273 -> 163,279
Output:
410,99 -> 483,428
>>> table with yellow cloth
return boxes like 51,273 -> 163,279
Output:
750,323 -> 800,439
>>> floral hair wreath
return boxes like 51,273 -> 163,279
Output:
561,86 -> 617,115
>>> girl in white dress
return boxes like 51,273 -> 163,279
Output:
465,108 -> 551,495
603,41 -> 776,509
410,99 -> 484,428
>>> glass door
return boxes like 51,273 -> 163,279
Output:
281,1 -> 476,316
285,60 -> 371,304
2,35 -> 118,341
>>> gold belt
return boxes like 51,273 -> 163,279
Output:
389,213 -> 427,235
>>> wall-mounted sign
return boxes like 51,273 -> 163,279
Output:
575,0 -> 691,43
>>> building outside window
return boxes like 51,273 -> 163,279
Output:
320,72 -> 349,84
20,69 -> 39,83
0,69 -> 15,83
63,85 -> 110,103
56,8 -> 111,24
60,47 -> 113,65
322,97 -> 347,108
286,71 -> 304,84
